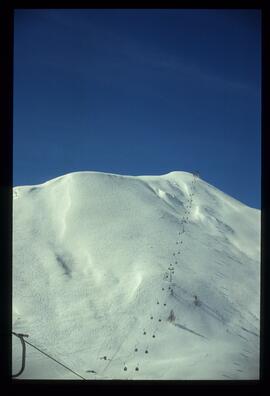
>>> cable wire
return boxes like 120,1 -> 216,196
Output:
12,332 -> 86,380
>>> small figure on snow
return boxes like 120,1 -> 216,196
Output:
167,309 -> 176,323
193,295 -> 201,306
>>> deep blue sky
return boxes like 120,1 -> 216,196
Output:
14,9 -> 261,208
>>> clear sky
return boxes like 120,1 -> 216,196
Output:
14,9 -> 261,208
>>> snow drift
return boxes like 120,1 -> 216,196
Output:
12,171 -> 260,380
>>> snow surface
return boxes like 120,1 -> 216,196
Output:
12,171 -> 260,380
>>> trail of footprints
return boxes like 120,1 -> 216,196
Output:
95,174 -> 199,377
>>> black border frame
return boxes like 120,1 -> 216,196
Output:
0,0 -> 268,394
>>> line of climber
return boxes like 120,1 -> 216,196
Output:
120,172 -> 200,374
97,172 -> 200,376
164,172 -> 199,323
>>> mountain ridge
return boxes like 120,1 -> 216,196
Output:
12,170 -> 260,379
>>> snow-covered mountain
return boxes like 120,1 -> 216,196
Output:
12,171 -> 260,380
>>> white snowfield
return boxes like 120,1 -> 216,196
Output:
12,171 -> 260,380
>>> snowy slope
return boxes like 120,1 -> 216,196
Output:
12,171 -> 260,380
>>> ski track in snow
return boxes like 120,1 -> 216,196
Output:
174,323 -> 207,339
